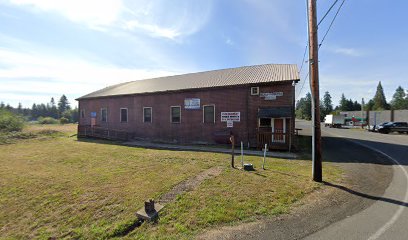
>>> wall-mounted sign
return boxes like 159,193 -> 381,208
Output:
184,98 -> 200,109
260,92 -> 283,101
227,120 -> 234,128
221,112 -> 240,122
91,112 -> 97,118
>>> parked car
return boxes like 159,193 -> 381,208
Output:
378,122 -> 408,134
367,122 -> 389,132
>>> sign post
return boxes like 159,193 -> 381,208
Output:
241,141 -> 244,168
230,133 -> 235,168
262,143 -> 267,170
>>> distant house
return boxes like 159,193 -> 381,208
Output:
76,64 -> 300,150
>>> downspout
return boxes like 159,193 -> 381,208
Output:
246,87 -> 250,148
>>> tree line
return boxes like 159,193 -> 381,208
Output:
0,94 -> 78,123
296,82 -> 408,120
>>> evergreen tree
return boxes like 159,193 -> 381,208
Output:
0,102 -> 5,109
50,97 -> 56,107
390,86 -> 407,110
58,95 -> 70,117
338,93 -> 348,111
373,81 -> 388,110
353,101 -> 362,111
46,97 -> 58,118
17,102 -> 23,114
321,91 -> 333,117
296,93 -> 312,120
364,99 -> 374,111
31,104 -> 38,119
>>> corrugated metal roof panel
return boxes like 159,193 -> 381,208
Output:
77,63 -> 299,100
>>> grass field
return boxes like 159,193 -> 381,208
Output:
0,124 -> 342,239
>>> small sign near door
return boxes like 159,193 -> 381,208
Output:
227,120 -> 233,128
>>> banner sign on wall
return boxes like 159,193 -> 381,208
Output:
184,98 -> 201,109
221,112 -> 240,122
260,92 -> 283,100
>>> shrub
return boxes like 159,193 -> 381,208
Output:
59,117 -> 69,124
37,117 -> 58,124
0,109 -> 24,132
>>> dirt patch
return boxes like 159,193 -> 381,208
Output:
158,166 -> 224,205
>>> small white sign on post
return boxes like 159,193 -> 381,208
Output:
227,120 -> 233,128
262,144 -> 268,170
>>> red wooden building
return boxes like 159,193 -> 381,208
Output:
76,64 -> 299,150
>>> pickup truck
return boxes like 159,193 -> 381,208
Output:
378,122 -> 408,134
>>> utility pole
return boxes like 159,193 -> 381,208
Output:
308,0 -> 322,182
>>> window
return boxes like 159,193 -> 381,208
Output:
81,109 -> 85,118
259,118 -> 271,127
171,106 -> 181,123
120,108 -> 128,122
251,87 -> 259,95
203,105 -> 215,123
143,107 -> 152,123
101,108 -> 107,122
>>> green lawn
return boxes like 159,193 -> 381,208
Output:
0,124 -> 341,239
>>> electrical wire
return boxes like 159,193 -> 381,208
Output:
296,0 -> 346,101
296,0 -> 311,100
298,44 -> 308,74
319,0 -> 346,48
318,0 -> 340,26
296,71 -> 310,101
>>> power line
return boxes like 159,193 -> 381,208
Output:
298,44 -> 308,74
296,0 -> 311,100
318,0 -> 340,26
297,0 -> 346,100
296,71 -> 310,100
319,0 -> 346,48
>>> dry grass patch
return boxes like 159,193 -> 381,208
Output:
0,124 -> 342,239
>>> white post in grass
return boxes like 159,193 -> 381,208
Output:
262,143 -> 267,170
241,141 -> 244,167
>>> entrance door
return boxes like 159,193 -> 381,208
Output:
273,118 -> 285,143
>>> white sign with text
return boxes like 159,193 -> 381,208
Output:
221,112 -> 240,122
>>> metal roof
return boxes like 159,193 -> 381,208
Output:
77,64 -> 299,100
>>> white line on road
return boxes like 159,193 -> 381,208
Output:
322,128 -> 408,240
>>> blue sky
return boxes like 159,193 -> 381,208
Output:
0,0 -> 407,108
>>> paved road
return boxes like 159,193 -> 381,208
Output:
199,121 -> 405,240
302,120 -> 408,240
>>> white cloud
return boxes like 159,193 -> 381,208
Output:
4,0 -> 213,40
327,47 -> 365,57
123,20 -> 180,39
225,37 -> 234,46
8,0 -> 123,29
0,47 -> 181,107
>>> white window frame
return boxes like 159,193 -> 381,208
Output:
101,108 -> 108,122
143,107 -> 152,123
120,108 -> 128,123
251,87 -> 259,95
203,104 -> 215,123
170,106 -> 181,123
